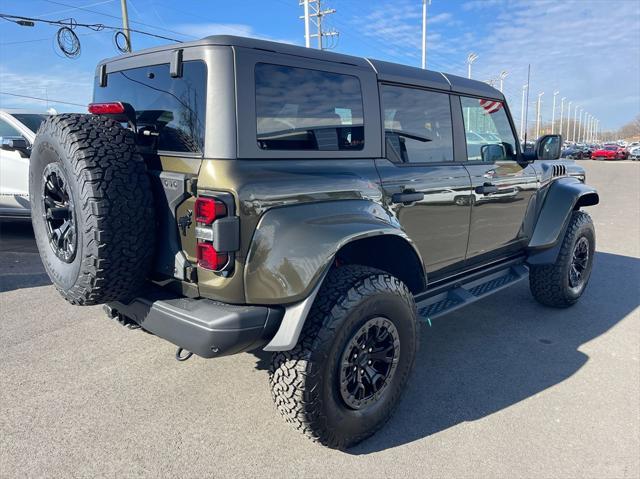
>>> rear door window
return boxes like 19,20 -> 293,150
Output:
460,96 -> 518,161
380,84 -> 454,163
255,63 -> 364,151
93,61 -> 207,154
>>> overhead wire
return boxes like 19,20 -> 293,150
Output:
0,91 -> 87,107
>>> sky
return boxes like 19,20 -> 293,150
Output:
0,0 -> 639,132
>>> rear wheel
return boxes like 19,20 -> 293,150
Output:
269,265 -> 418,449
529,211 -> 595,308
30,114 -> 155,305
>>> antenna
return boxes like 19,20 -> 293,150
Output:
524,64 -> 531,146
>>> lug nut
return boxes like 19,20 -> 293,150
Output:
368,360 -> 372,365
368,348 -> 372,353
354,353 -> 358,359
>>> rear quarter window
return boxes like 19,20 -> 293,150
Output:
255,63 -> 364,151
93,61 -> 207,154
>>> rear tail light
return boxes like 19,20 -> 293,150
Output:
88,102 -> 125,115
197,242 -> 228,271
195,197 -> 227,224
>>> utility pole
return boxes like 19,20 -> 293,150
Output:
421,0 -> 431,69
559,97 -> 565,137
520,84 -> 528,140
536,92 -> 544,139
467,53 -> 478,79
551,90 -> 559,134
303,0 -> 310,47
300,0 -> 338,50
120,0 -> 132,52
499,71 -> 508,93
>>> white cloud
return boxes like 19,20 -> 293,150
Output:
468,0 -> 640,130
0,66 -> 93,112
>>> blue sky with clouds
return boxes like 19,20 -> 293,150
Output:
1,0 -> 639,131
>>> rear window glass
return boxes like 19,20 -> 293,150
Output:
255,63 -> 364,151
93,61 -> 207,154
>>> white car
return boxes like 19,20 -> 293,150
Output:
0,110 -> 50,219
629,145 -> 640,161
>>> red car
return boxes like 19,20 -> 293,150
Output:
592,145 -> 627,160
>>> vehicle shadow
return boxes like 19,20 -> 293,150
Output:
250,251 -> 639,454
0,221 -> 51,293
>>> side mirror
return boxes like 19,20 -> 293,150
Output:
1,136 -> 30,157
480,143 -> 506,162
536,134 -> 562,161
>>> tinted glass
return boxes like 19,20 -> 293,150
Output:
461,96 -> 518,161
94,61 -> 207,154
0,119 -> 21,138
255,63 -> 364,151
12,114 -> 48,134
380,84 -> 453,163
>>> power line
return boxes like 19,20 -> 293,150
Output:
0,12 -> 181,43
42,0 -> 196,39
0,91 -> 86,107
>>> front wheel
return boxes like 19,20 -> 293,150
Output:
529,211 -> 595,308
269,265 -> 418,449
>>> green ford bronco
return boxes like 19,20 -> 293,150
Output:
30,35 -> 599,449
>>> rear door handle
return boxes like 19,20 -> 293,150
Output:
475,183 -> 498,195
391,191 -> 425,204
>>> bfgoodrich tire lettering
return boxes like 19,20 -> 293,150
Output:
269,265 -> 418,449
29,114 -> 155,305
529,210 -> 595,308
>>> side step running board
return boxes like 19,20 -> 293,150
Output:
416,264 -> 529,321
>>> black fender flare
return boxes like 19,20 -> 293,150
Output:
527,177 -> 598,265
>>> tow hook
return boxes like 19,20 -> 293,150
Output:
175,347 -> 193,362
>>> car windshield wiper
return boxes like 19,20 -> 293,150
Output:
385,129 -> 432,142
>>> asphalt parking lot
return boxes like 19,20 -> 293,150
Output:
1,160 -> 638,478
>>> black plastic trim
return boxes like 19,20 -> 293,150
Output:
107,287 -> 284,358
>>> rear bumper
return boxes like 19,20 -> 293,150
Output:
106,288 -> 284,358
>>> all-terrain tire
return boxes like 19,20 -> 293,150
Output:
29,114 -> 155,305
269,265 -> 419,449
529,210 -> 595,308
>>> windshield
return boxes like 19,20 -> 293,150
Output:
604,146 -> 618,150
13,114 -> 48,134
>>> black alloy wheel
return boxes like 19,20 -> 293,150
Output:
339,316 -> 401,410
568,236 -> 589,293
42,162 -> 77,263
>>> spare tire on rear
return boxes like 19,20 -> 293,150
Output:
29,114 -> 155,305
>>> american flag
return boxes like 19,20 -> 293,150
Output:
479,99 -> 503,114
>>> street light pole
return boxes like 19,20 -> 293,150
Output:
520,84 -> 528,140
551,90 -> 559,134
559,97 -> 566,137
421,0 -> 431,69
573,106 -> 580,142
566,101 -> 572,139
499,71 -> 508,93
467,53 -> 478,79
536,92 -> 544,139
578,110 -> 584,143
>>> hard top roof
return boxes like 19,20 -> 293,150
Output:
100,35 -> 504,101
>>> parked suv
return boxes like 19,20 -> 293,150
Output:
29,36 -> 599,449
